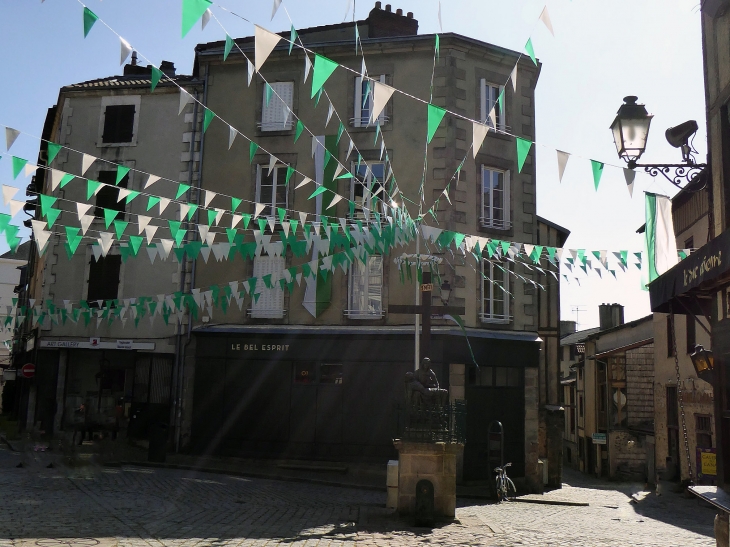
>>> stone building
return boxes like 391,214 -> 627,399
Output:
12,59 -> 203,444
182,3 -> 564,488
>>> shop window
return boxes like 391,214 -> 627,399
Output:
294,363 -> 316,384
350,162 -> 385,219
255,164 -> 289,220
260,81 -> 294,131
87,255 -> 122,304
320,364 -> 343,384
479,79 -> 505,130
95,170 -> 128,218
353,75 -> 388,127
482,258 -> 509,323
348,255 -> 383,318
696,414 -> 713,449
250,255 -> 286,318
133,355 -> 173,404
481,166 -> 510,230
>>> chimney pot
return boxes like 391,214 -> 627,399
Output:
131,51 -> 138,66
385,4 -> 391,11
407,11 -> 413,18
396,8 -> 403,15
375,1 -> 381,8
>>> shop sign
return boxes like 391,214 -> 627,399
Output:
230,342 -> 290,352
39,340 -> 155,350
697,448 -> 717,482
592,433 -> 607,445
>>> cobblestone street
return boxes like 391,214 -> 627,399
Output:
0,445 -> 718,547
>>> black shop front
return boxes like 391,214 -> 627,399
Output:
190,325 -> 540,478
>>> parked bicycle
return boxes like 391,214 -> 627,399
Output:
494,462 -> 516,502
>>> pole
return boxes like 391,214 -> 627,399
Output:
421,269 -> 432,360
414,231 -> 420,371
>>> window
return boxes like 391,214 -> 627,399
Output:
696,414 -> 713,449
255,164 -> 289,220
94,170 -> 128,218
570,388 -> 576,433
472,366 -> 520,387
667,315 -> 676,357
348,255 -> 383,318
98,96 -> 140,146
320,364 -> 343,384
250,255 -> 285,318
354,75 -> 387,127
569,344 -> 576,361
481,258 -> 509,322
87,254 -> 122,304
686,316 -> 696,354
579,396 -> 584,418
260,81 -> 294,131
350,162 -> 385,219
481,166 -> 510,230
480,79 -> 505,131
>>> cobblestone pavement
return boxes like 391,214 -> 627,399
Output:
0,445 -> 718,547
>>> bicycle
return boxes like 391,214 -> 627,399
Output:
494,462 -> 516,502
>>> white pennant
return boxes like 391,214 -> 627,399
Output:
147,246 -> 158,264
299,211 -> 307,226
81,154 -> 95,175
201,8 -> 212,29
282,220 -> 290,237
24,164 -> 38,177
254,25 -> 282,72
137,214 -> 151,234
117,188 -> 131,203
539,6 -> 555,36
624,169 -> 636,198
8,200 -> 24,218
311,136 -> 319,158
144,225 -> 159,244
50,170 -> 65,191
98,232 -> 114,256
472,122 -> 489,158
326,102 -> 334,127
267,217 -> 276,233
31,220 -> 51,253
231,214 -> 243,229
254,203 -> 266,219
361,58 -> 367,80
247,60 -> 254,87
157,238 -> 173,259
120,38 -> 133,65
198,224 -> 210,243
228,125 -> 237,150
370,81 -> 395,124
510,65 -> 518,92
5,128 -> 20,150
488,107 -> 496,129
79,214 -> 94,235
215,208 -> 225,225
179,203 -> 191,221
271,0 -> 282,20
158,197 -> 171,214
438,1 -> 443,31
333,163 -> 344,179
328,194 -> 343,209
76,202 -> 92,218
144,174 -> 161,189
556,150 -> 570,182
346,138 -> 354,160
304,54 -> 312,83
178,90 -> 193,115
203,190 -> 216,208
268,154 -> 277,175
204,231 -> 216,246
2,185 -> 18,205
295,177 -> 312,189
200,246 -> 212,263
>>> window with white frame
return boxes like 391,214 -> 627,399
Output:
481,258 -> 509,323
348,255 -> 383,318
480,79 -> 505,131
250,254 -> 286,318
481,166 -> 510,230
256,164 -> 289,220
260,81 -> 294,131
350,162 -> 385,219
353,75 -> 387,127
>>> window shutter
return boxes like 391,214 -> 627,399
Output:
251,255 -> 285,318
503,170 -> 511,227
354,77 -> 363,128
480,79 -> 487,124
261,82 -> 294,131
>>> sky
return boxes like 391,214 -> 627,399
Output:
0,0 -> 706,329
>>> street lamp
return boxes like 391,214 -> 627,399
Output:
610,96 -> 706,188
440,280 -> 452,305
689,344 -> 714,384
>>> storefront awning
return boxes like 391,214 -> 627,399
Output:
650,227 -> 730,314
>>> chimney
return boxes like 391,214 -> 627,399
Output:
368,2 -> 418,37
598,303 -> 625,331
560,321 -> 577,337
131,51 -> 138,66
160,60 -> 176,77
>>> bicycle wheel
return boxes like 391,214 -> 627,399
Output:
496,477 -> 506,502
505,478 -> 517,500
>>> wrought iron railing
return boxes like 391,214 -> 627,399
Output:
397,400 -> 467,444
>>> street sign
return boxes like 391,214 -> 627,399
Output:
592,433 -> 607,445
420,283 -> 434,292
20,363 -> 35,379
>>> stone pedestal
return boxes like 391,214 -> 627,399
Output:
393,440 -> 464,518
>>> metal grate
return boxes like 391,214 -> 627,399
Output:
398,401 -> 467,444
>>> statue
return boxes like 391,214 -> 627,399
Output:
405,357 -> 449,409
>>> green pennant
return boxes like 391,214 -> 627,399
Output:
129,235 -> 144,256
311,54 -> 339,98
203,108 -> 215,133
290,219 -> 299,234
277,207 -> 286,224
335,172 -> 353,179
285,165 -> 295,185
226,228 -> 237,244
249,141 -> 259,162
500,241 -> 510,255
185,241 -> 202,259
125,190 -> 140,204
0,214 -> 10,235
60,174 -> 74,188
182,0 -> 212,37
247,277 -> 257,294
169,220 -> 183,244
337,122 -> 345,144
231,197 -> 242,212
176,183 -> 191,199
315,88 -> 323,107
289,25 -> 298,55
294,120 -> 305,142
12,157 -> 27,179
620,250 -> 629,266
224,35 -> 234,61
591,160 -> 604,191
150,67 -> 163,92
525,38 -> 537,65
39,194 -> 57,217
147,196 -> 161,211
83,7 -> 98,38
47,142 -> 62,164
113,219 -> 129,239
497,88 -> 505,119
374,123 -> 381,145
323,150 -> 332,169
173,248 -> 186,263
265,83 -> 273,106
435,34 -> 440,60
87,180 -> 101,200
116,165 -> 130,185
262,274 -> 273,289
427,104 -> 446,144
516,137 -> 532,173
257,218 -> 267,232
187,203 -> 198,220
46,208 -> 62,229
104,208 -> 118,229
207,209 -> 217,226
308,185 -> 328,200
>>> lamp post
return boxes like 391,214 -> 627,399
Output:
689,344 -> 714,384
610,96 -> 707,188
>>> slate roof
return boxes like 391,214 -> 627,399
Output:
560,327 -> 601,346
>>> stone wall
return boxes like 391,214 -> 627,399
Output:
609,430 -> 649,481
524,367 -> 541,491
626,344 -> 654,430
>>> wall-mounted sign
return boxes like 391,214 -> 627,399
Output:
230,343 -> 290,352
421,283 -> 434,292
592,433 -> 607,445
39,340 -> 155,350
697,447 -> 717,483
21,363 -> 35,378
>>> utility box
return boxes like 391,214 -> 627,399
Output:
386,460 -> 399,509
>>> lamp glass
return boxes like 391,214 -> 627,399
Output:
610,96 -> 653,163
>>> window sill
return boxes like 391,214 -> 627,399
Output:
480,315 -> 511,325
96,141 -> 137,148
479,220 -> 512,231
345,310 -> 385,319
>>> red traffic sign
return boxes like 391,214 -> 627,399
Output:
21,363 -> 35,378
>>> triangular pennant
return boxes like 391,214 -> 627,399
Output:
83,7 -> 98,38
472,122 -> 489,158
516,137 -> 532,173
116,188 -> 131,203
178,90 -> 193,116
371,81 -> 395,124
81,153 -> 95,175
539,6 -> 555,37
176,183 -> 191,200
254,25 -> 282,71
144,225 -> 159,244
120,38 -> 133,66
47,142 -> 62,164
427,104 -> 447,144
182,0 -> 212,38
46,208 -> 62,229
556,150 -> 570,182
86,180 -> 101,199
11,157 -> 27,179
49,170 -> 64,191
203,190 -> 216,208
144,174 -> 160,189
137,214 -> 151,234
254,203 -> 266,219
202,8 -> 211,29
179,203 -> 191,221
326,102 -> 334,127
247,60 -> 255,86
8,200 -> 24,218
271,0 -> 282,20
103,208 -> 118,229
304,54 -> 312,83
295,177 -> 312,189
510,65 -> 518,92
113,219 -> 129,240
525,38 -> 537,65
158,197 -> 171,214
2,185 -> 18,205
203,108 -> 215,132
228,125 -> 237,149
150,66 -> 163,92
98,232 -> 114,256
5,128 -> 20,151
624,168 -> 636,198
224,34 -> 234,62
327,194 -> 344,209
289,25 -> 298,55
79,214 -> 94,235
591,160 -> 604,191
311,54 -> 339,98
31,220 -> 52,253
